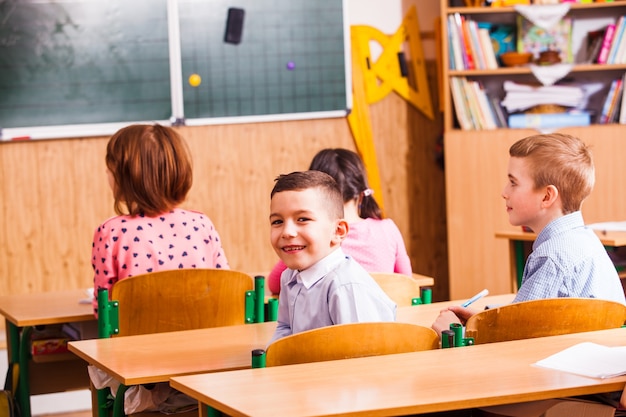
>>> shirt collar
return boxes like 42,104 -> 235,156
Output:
534,211 -> 584,249
286,248 -> 347,289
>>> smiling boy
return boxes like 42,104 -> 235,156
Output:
268,170 -> 396,343
433,133 -> 625,335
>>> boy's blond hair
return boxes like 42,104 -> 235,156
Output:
509,133 -> 594,214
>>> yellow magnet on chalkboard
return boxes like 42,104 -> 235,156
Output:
188,74 -> 202,87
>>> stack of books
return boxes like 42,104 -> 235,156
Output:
447,13 -> 499,70
450,76 -> 506,130
599,74 -> 626,124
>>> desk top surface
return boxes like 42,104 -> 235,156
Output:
68,321 -> 277,385
496,229 -> 626,247
68,294 -> 515,386
0,289 -> 94,327
171,327 -> 626,417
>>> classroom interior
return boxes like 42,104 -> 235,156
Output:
2,0 -> 626,415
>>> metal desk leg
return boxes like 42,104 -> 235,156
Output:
17,325 -> 33,417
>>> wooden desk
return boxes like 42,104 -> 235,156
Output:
396,293 -> 515,327
171,328 -> 626,417
68,321 -> 276,386
68,295 -> 513,386
68,294 -> 511,417
0,289 -> 95,417
496,229 -> 626,291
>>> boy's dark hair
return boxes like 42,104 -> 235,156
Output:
509,133 -> 594,214
309,148 -> 382,220
106,124 -> 193,217
271,170 -> 344,219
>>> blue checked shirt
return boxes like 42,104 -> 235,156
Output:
514,211 -> 626,304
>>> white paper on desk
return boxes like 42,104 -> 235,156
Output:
534,342 -> 626,379
587,221 -> 626,232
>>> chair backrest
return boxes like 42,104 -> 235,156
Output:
370,272 -> 433,307
465,297 -> 626,344
110,268 -> 254,336
265,322 -> 439,367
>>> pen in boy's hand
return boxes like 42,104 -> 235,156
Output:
461,289 -> 489,308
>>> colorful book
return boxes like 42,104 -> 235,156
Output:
447,15 -> 463,70
467,20 -> 486,70
478,28 -> 499,69
600,78 -> 621,123
508,112 -> 590,129
454,13 -> 474,70
607,16 -> 625,64
597,23 -> 616,64
450,77 -> 473,130
608,78 -> 623,123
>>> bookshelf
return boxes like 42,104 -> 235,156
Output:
440,1 -> 626,299
440,1 -> 626,131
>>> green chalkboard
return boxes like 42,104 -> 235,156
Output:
0,0 -> 172,131
178,0 -> 348,120
0,0 -> 348,138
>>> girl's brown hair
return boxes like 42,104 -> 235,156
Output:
106,124 -> 193,216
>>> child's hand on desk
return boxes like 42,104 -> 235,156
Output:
446,305 -> 477,324
431,306 -> 477,337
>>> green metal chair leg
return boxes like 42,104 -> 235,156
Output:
112,383 -> 129,417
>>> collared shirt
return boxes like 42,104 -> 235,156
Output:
514,211 -> 626,304
269,248 -> 397,344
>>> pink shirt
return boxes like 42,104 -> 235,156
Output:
91,208 -> 229,314
268,218 -> 411,294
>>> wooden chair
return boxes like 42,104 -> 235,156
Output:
370,272 -> 435,307
264,322 -> 439,367
107,268 -> 254,336
465,297 -> 626,345
96,268 -> 254,417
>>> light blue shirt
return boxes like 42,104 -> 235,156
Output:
269,248 -> 397,344
514,211 -> 626,304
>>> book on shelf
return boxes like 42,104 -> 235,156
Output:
471,80 -> 498,130
477,26 -> 498,70
517,16 -> 572,63
596,23 -> 616,64
508,111 -> 591,129
585,27 -> 607,64
619,73 -> 626,124
450,77 -> 473,130
447,15 -> 463,70
455,13 -> 475,70
489,96 -> 508,128
466,19 -> 486,70
450,77 -> 498,131
606,16 -> 625,64
599,78 -> 622,124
